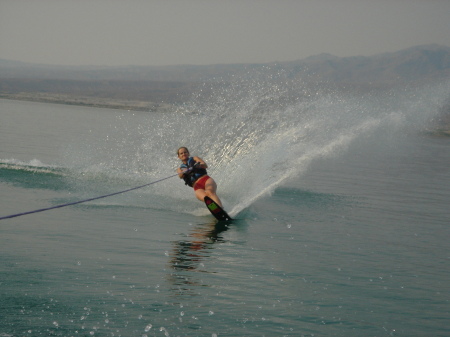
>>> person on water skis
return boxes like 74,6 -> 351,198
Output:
176,147 -> 223,207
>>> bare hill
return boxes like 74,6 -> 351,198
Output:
1,44 -> 449,84
1,44 -> 449,113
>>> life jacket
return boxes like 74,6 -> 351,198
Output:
180,157 -> 207,187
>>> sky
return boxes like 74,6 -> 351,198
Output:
1,0 -> 450,67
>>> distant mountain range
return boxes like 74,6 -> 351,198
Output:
1,44 -> 450,113
1,44 -> 450,84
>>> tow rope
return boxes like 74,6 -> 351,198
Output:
0,172 -> 181,220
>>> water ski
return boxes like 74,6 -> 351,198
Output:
204,196 -> 232,221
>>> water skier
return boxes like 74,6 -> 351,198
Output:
176,147 -> 223,208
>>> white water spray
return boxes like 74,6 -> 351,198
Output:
66,74 -> 450,216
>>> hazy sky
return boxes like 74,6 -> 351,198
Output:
1,0 -> 450,66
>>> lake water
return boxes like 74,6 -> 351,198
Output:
1,78 -> 449,336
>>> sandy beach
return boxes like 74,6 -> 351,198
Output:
0,92 -> 176,113
1,91 -> 449,136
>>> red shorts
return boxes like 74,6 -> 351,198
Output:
193,175 -> 210,191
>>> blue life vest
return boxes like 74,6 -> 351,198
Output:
180,157 -> 207,187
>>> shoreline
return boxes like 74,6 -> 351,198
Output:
424,129 -> 450,137
1,92 -> 449,136
0,92 -> 176,113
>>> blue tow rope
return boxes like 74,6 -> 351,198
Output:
0,172 -> 180,221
